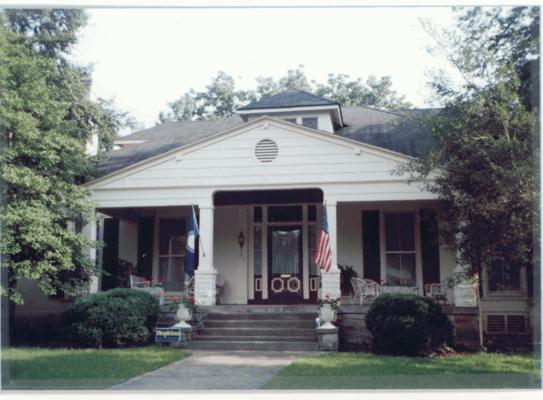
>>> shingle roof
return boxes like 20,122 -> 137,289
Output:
336,107 -> 434,157
94,102 -> 435,178
237,89 -> 338,110
95,116 -> 244,176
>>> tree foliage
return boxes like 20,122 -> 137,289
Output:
159,66 -> 411,122
404,7 -> 539,281
0,9 -> 128,302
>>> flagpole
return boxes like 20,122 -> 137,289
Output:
191,204 -> 206,257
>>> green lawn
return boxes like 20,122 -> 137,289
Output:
2,346 -> 190,390
263,352 -> 542,390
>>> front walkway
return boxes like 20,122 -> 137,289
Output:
111,350 -> 315,390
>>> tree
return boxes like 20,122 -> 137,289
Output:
456,7 -> 539,110
315,73 -> 411,109
159,66 -> 411,122
159,71 -> 255,122
403,7 -> 539,294
0,9 -> 128,304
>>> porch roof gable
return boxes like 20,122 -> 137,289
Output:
86,116 -> 415,190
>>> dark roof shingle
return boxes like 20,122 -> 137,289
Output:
237,89 -> 338,110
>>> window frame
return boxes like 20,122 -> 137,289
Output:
487,262 -> 522,294
483,262 -> 527,298
301,116 -> 319,130
156,217 -> 186,291
379,210 -> 423,291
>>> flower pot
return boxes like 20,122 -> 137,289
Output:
176,304 -> 192,324
319,303 -> 337,329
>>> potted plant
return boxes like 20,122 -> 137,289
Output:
339,265 -> 358,295
318,295 -> 341,328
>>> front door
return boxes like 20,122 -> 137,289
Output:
267,225 -> 303,304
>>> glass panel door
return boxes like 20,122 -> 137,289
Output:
268,225 -> 303,304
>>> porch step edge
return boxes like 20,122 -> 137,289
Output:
194,335 -> 317,342
187,340 -> 319,351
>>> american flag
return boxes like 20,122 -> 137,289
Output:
313,205 -> 333,273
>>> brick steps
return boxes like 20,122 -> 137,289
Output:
188,310 -> 319,351
202,319 -> 315,329
199,327 -> 317,337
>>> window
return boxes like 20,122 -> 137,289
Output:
158,219 -> 186,291
308,205 -> 317,222
253,225 -> 262,276
385,213 -> 416,286
284,118 -> 297,124
301,117 -> 318,129
268,206 -> 303,222
488,261 -> 521,292
308,224 -> 319,275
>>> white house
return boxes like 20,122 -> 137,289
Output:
16,90 -> 534,348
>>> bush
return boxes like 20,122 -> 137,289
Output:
63,289 -> 160,348
365,293 -> 454,356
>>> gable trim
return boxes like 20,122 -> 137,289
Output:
87,116 -> 414,190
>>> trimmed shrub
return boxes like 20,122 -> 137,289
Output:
365,293 -> 454,356
63,288 -> 160,348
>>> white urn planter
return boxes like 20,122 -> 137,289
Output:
319,304 -> 337,329
174,304 -> 192,329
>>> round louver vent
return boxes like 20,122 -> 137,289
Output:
254,139 -> 278,163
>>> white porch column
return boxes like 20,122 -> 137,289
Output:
81,213 -> 99,293
194,205 -> 217,306
321,201 -> 341,299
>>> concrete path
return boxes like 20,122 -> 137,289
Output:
111,350 -> 313,390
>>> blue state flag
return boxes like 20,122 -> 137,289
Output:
184,207 -> 199,277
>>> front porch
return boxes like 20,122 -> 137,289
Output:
92,188 -> 461,307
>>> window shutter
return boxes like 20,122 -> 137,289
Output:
420,209 -> 440,292
101,218 -> 119,291
362,211 -> 381,282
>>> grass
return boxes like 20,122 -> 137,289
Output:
262,352 -> 542,390
2,346 -> 190,390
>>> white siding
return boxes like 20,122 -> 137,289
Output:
337,204 -> 364,277
96,125 -> 408,189
248,110 -> 334,132
214,206 -> 248,304
91,121 -> 435,208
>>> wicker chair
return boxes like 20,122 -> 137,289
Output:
351,277 -> 381,305
350,277 -> 363,305
424,282 -> 448,304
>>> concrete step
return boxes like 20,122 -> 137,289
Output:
194,335 -> 317,342
198,327 -> 317,337
187,340 -> 319,351
205,312 -> 316,321
201,305 -> 319,313
203,319 -> 315,329
157,319 -> 179,326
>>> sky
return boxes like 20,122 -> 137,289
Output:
71,6 -> 461,130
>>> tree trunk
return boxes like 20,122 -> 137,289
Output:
7,270 -> 17,345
